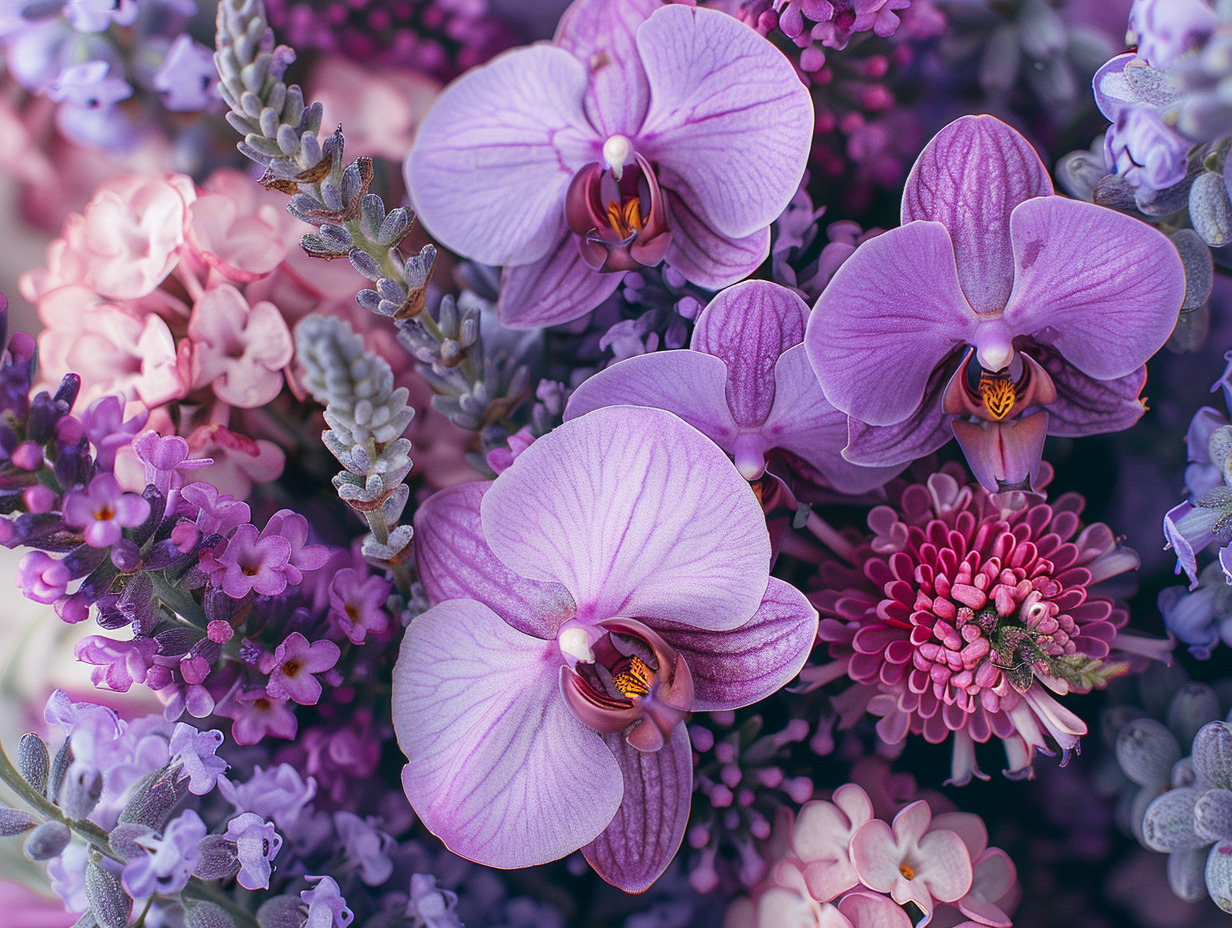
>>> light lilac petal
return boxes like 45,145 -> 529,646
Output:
765,346 -> 903,493
836,893 -> 914,928
916,828 -> 975,902
554,0 -> 659,136
663,191 -> 769,289
563,350 -> 739,444
392,599 -> 622,868
637,5 -> 813,238
497,228 -> 625,328
848,819 -> 901,890
582,721 -> 692,893
405,45 -> 595,267
691,281 -> 810,427
481,406 -> 770,632
841,363 -> 956,467
1002,197 -> 1185,380
1043,362 -> 1146,437
808,222 -> 977,426
951,412 -> 1048,492
412,482 -> 576,639
655,577 -> 817,711
901,115 -> 1052,315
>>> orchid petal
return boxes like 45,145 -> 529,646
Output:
663,191 -> 769,289
841,364 -> 957,466
807,221 -> 978,426
656,577 -> 817,711
405,45 -> 595,267
951,412 -> 1048,492
482,407 -> 770,631
497,228 -> 625,328
582,721 -> 692,892
392,599 -> 622,868
691,281 -> 809,427
901,115 -> 1052,315
637,5 -> 813,238
1041,360 -> 1146,437
563,350 -> 739,444
412,482 -> 576,639
766,346 -> 902,493
554,0 -> 660,136
1002,196 -> 1185,380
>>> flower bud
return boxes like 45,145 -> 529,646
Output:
85,858 -> 132,928
24,821 -> 71,860
17,733 -> 49,795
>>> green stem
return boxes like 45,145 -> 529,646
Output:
149,572 -> 208,626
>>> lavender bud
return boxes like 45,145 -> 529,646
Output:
61,767 -> 103,821
1171,230 -> 1215,312
17,733 -> 49,794
118,766 -> 188,830
1169,683 -> 1222,746
255,895 -> 304,928
1117,718 -> 1183,787
85,858 -> 132,928
194,834 -> 241,880
71,913 -> 98,928
1191,171 -> 1232,247
24,821 -> 71,860
348,249 -> 382,281
48,739 -> 71,803
0,806 -> 40,836
108,822 -> 155,861
185,900 -> 238,928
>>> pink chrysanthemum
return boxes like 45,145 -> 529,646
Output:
806,466 -> 1170,785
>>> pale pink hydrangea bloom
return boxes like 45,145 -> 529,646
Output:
187,285 -> 294,408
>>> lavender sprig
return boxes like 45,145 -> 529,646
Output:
214,0 -> 526,437
295,315 -> 415,591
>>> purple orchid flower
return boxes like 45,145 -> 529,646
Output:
403,0 -> 813,328
391,406 -> 817,891
805,115 -> 1186,492
565,280 -> 900,494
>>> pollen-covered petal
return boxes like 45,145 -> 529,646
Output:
582,721 -> 692,893
807,221 -> 978,427
392,599 -> 622,868
412,482 -> 576,639
481,406 -> 770,632
655,577 -> 817,711
404,45 -> 595,267
1000,196 -> 1185,381
637,5 -> 813,239
563,350 -> 740,447
901,115 -> 1052,315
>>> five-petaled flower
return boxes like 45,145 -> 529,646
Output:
404,0 -> 813,328
805,114 -> 1185,492
392,406 -> 817,891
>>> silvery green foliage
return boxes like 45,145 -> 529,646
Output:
295,316 -> 414,563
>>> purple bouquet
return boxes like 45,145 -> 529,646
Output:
2,0 -> 1232,926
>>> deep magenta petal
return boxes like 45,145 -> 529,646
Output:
497,227 -> 625,328
691,280 -> 810,427
554,0 -> 660,136
656,577 -> 817,711
563,350 -> 740,444
637,6 -> 813,238
481,407 -> 771,632
405,45 -> 595,267
582,721 -> 692,892
392,599 -> 622,868
412,482 -> 576,639
901,115 -> 1052,315
808,222 -> 977,427
1001,196 -> 1185,381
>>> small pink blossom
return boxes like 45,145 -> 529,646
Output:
183,424 -> 286,499
185,171 -> 288,283
776,784 -> 874,903
265,633 -> 341,706
217,688 -> 298,745
188,285 -> 293,408
328,568 -> 392,645
62,473 -> 151,547
849,800 -> 973,919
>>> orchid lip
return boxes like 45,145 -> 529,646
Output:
558,616 -> 693,753
564,153 -> 672,273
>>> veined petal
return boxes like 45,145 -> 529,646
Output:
482,407 -> 771,631
765,346 -> 903,493
662,191 -> 769,289
691,281 -> 810,427
392,599 -> 622,868
405,45 -> 596,267
836,893 -> 914,928
1043,361 -> 1146,437
412,482 -> 576,639
1001,196 -> 1185,380
656,578 -> 817,711
497,227 -> 625,329
582,721 -> 692,892
637,5 -> 813,238
916,828 -> 974,902
808,222 -> 978,427
901,115 -> 1052,315
841,363 -> 956,467
555,0 -> 660,136
563,350 -> 739,445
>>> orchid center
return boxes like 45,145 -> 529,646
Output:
565,150 -> 671,274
